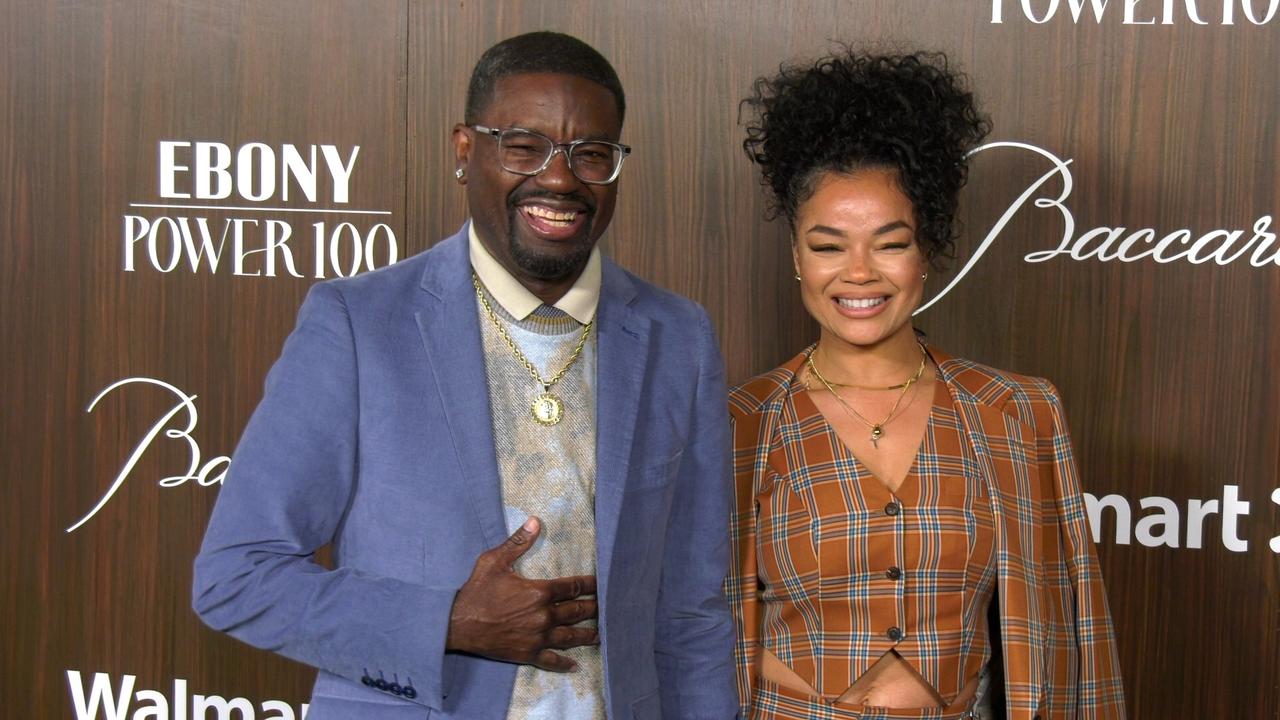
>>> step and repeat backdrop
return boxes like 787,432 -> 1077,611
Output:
3,1 -> 1277,717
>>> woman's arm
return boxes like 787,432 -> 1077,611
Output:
1038,380 -> 1127,719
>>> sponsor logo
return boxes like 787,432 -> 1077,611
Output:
67,670 -> 308,720
1084,484 -> 1280,553
991,0 -> 1278,24
917,141 -> 1277,314
123,141 -> 398,278
66,377 -> 226,533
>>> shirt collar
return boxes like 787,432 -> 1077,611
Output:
468,222 -> 600,324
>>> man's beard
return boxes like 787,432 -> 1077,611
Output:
505,206 -> 596,280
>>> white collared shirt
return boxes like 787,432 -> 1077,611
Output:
467,223 -> 600,323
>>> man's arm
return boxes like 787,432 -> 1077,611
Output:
192,282 -> 457,708
652,307 -> 738,719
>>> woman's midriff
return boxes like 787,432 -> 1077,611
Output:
759,646 -> 980,709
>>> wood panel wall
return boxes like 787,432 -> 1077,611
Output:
4,1 -> 1277,717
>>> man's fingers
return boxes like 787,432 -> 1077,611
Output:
545,574 -> 597,602
549,598 -> 598,626
532,649 -> 577,673
493,517 -> 541,564
545,625 -> 600,650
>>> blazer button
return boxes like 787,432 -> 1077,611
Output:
361,671 -> 374,687
884,501 -> 901,516
388,682 -> 403,696
374,677 -> 390,691
886,626 -> 903,641
885,566 -> 902,580
403,684 -> 418,700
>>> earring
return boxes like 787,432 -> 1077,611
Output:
454,168 -> 465,180
921,272 -> 928,280
794,274 -> 801,282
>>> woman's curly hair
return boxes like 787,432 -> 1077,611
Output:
742,49 -> 991,264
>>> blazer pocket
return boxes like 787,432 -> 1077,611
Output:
628,450 -> 683,492
630,688 -> 661,720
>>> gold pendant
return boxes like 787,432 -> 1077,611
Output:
870,425 -> 883,448
531,392 -> 564,426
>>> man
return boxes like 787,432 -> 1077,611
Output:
193,31 -> 738,720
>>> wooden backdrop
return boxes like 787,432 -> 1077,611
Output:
4,1 -> 1277,717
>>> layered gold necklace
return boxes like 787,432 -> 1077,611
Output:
473,273 -> 592,426
805,345 -> 928,448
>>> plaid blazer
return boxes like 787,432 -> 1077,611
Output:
727,348 -> 1126,720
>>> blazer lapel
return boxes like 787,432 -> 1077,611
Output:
414,225 -> 508,547
593,260 -> 651,600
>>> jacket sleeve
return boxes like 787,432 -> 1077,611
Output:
192,282 -> 458,710
652,307 -> 739,719
1038,381 -> 1127,719
724,407 -> 762,719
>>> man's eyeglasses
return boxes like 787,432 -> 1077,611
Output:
471,125 -> 631,185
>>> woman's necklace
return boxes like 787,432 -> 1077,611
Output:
805,345 -> 927,448
473,273 -> 592,426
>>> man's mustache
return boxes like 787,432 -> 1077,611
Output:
507,190 -> 596,214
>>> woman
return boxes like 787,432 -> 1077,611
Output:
727,50 -> 1125,720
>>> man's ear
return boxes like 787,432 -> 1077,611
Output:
451,123 -> 472,184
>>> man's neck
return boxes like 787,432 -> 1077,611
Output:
512,265 -> 582,306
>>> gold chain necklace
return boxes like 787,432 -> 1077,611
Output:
805,345 -> 927,448
473,273 -> 592,426
807,374 -> 917,391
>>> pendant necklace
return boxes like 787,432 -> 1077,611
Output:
473,273 -> 592,426
806,345 -> 927,448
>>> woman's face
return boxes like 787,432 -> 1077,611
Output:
792,168 -> 928,352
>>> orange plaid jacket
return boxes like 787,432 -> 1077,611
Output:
727,348 -> 1126,719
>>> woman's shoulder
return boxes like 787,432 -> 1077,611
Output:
931,348 -> 1061,409
728,351 -> 808,419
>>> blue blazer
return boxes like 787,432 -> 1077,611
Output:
193,225 -> 738,719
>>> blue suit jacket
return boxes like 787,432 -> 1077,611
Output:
193,225 -> 738,719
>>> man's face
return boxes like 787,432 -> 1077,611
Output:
453,72 -> 622,286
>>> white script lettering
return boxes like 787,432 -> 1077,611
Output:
66,378 -> 229,533
916,141 -> 1276,314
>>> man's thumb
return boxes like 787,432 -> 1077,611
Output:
496,516 -> 540,563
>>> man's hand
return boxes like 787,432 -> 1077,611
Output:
446,517 -> 598,672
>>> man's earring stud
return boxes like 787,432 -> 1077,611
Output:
455,168 -> 465,180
